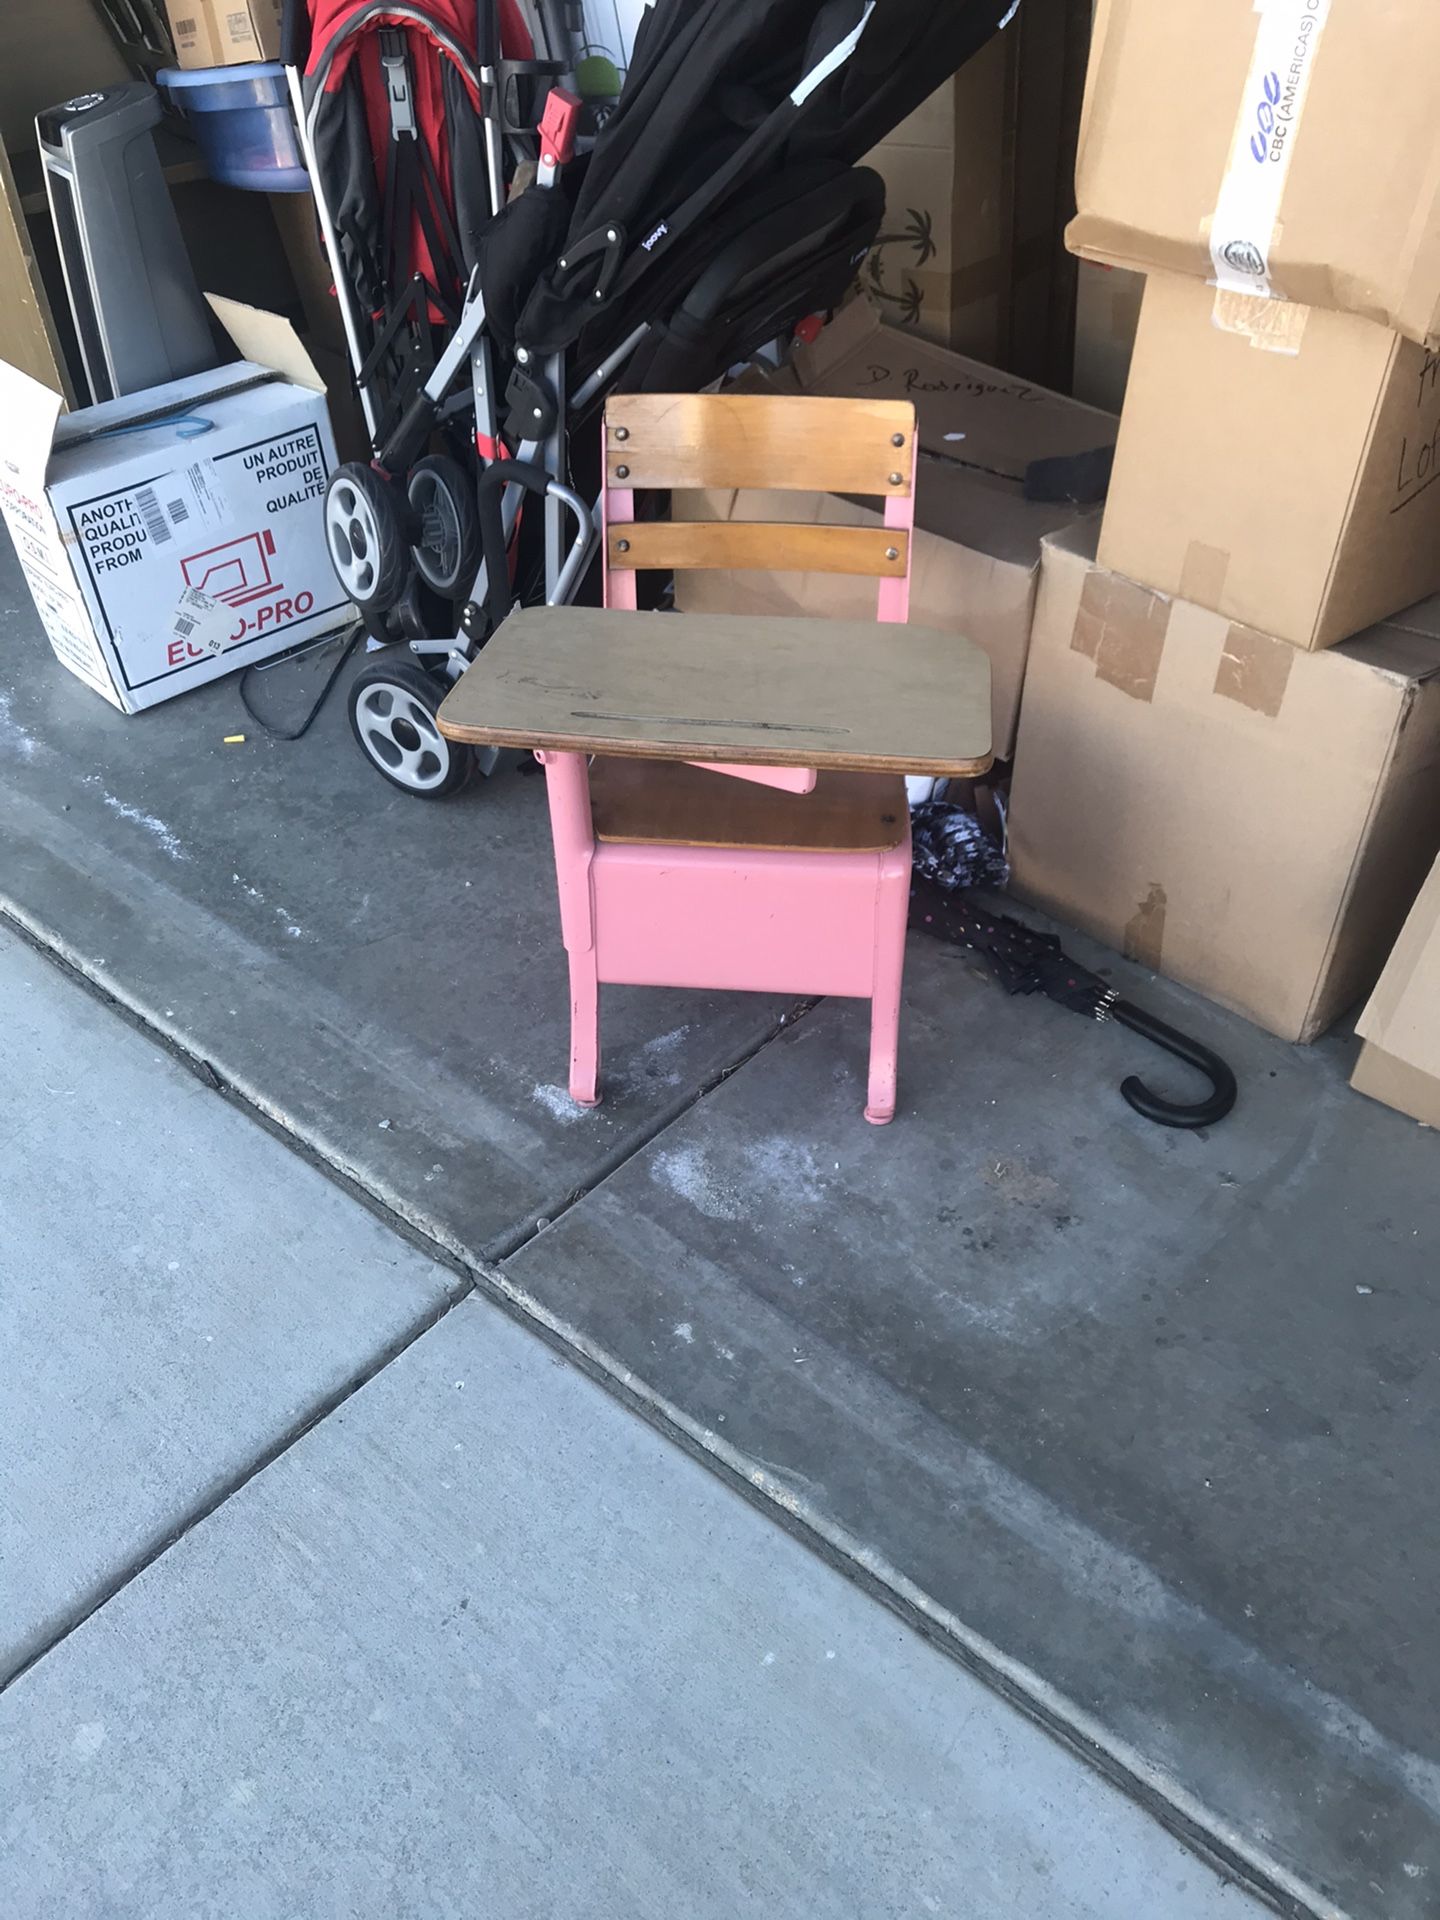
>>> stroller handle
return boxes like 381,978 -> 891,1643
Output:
475,460 -> 595,633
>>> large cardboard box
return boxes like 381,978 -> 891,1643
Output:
1008,523 -> 1440,1044
0,306 -> 350,713
861,8 -> 1086,376
1098,272 -> 1440,652
1068,0 -> 1440,349
1071,260 -> 1143,413
163,0 -> 283,68
674,302 -> 1118,759
862,36 -> 1011,358
1353,856 -> 1440,1129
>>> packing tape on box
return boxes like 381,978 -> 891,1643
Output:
1207,0 -> 1333,304
1210,287 -> 1310,354
1213,624 -> 1295,719
1124,882 -> 1168,972
1179,541 -> 1231,609
1070,569 -> 1170,703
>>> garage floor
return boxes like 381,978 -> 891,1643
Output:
3,543 -> 1437,1920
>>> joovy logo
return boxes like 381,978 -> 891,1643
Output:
1249,71 -> 1282,163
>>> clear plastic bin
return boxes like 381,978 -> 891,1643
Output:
158,62 -> 308,194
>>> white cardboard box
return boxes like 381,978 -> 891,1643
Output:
0,309 -> 350,712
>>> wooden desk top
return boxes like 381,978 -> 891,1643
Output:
436,608 -> 993,776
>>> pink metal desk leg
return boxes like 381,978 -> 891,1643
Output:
540,750 -> 602,1107
864,438 -> 919,1121
568,953 -> 601,1106
865,835 -> 912,1125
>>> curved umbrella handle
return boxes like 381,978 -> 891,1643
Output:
1109,999 -> 1238,1131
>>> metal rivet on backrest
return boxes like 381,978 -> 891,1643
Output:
614,426 -> 630,441
888,472 -> 903,486
885,547 -> 899,561
891,433 -> 905,447
616,538 -> 631,552
616,464 -> 630,479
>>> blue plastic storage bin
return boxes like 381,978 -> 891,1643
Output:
158,62 -> 308,193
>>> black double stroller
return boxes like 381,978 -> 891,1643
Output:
288,0 -> 1018,795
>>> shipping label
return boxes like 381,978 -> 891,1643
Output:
1209,0 -> 1333,301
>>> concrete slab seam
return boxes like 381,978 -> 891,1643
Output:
0,1289 -> 463,1700
0,897 -> 1349,1920
0,891 -> 816,1274
471,1256 -> 1347,1920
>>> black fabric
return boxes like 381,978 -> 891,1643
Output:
910,879 -> 1112,1016
443,59 -> 493,278
800,0 -> 1021,164
476,188 -> 573,350
911,800 -> 1010,895
518,0 -> 1013,354
309,79 -> 388,317
615,164 -> 883,392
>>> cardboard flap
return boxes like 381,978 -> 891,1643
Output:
207,296 -> 327,394
788,298 -> 1117,476
1356,856 -> 1440,1075
0,357 -> 66,491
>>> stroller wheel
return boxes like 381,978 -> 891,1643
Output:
407,455 -> 481,599
348,655 -> 474,799
325,464 -> 409,613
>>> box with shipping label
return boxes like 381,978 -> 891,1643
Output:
675,301 -> 1118,759
1068,0 -> 1440,349
1353,855 -> 1440,1130
0,309 -> 349,713
1008,522 -> 1440,1045
1097,272 -> 1440,652
163,0 -> 283,68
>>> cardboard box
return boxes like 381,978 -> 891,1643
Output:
860,10 -> 1084,376
674,302 -> 1118,759
1071,260 -> 1143,413
1353,856 -> 1440,1129
164,0 -> 283,68
1098,272 -> 1440,652
862,35 -> 1010,358
266,198 -> 368,461
0,302 -> 350,713
1068,0 -> 1440,349
1008,522 -> 1440,1044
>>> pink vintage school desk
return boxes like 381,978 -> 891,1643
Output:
439,392 -> 992,1122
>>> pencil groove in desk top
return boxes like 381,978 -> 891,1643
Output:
437,608 -> 993,775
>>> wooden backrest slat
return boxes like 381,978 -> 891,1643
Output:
605,392 -> 916,496
607,520 -> 909,577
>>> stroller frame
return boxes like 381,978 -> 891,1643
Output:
293,0 -> 1018,795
